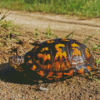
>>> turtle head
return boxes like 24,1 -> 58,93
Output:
9,56 -> 24,65
9,56 -> 24,72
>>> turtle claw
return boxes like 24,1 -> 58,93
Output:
40,86 -> 49,91
37,80 -> 49,91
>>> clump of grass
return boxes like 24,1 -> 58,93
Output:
0,20 -> 14,30
10,29 -> 21,36
34,28 -> 39,39
45,25 -> 58,38
0,0 -> 100,18
91,43 -> 100,66
45,25 -> 52,38
0,9 -> 21,42
0,10 -> 9,21
0,9 -> 13,29
91,44 -> 100,51
96,59 -> 100,66
88,72 -> 100,82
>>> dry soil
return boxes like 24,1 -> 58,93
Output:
0,10 -> 100,100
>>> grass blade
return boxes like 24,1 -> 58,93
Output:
93,78 -> 100,82
82,35 -> 94,44
65,32 -> 74,39
0,10 -> 11,21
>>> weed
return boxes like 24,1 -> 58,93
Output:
0,42 -> 2,46
45,25 -> 58,39
96,59 -> 100,66
89,72 -> 100,82
93,78 -> 100,82
82,35 -> 94,44
65,32 -> 74,39
0,8 -> 2,14
0,10 -> 10,21
52,34 -> 58,38
45,25 -> 52,38
34,28 -> 39,39
91,44 -> 100,51
10,29 -> 21,36
0,20 -> 14,30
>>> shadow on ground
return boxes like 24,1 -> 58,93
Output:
0,63 -> 36,85
0,63 -> 100,86
0,63 -> 73,85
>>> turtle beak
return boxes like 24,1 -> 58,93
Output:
9,56 -> 24,66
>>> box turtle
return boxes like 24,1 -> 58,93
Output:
9,38 -> 96,82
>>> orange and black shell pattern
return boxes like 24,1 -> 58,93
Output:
23,38 -> 96,81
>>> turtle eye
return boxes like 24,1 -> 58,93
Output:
13,56 -> 21,64
9,56 -> 24,65
14,58 -> 17,62
9,56 -> 20,64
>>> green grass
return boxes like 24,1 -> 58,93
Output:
0,20 -> 14,29
34,28 -> 39,39
0,0 -> 100,17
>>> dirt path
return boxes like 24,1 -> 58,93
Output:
1,10 -> 100,34
0,10 -> 100,45
0,10 -> 100,100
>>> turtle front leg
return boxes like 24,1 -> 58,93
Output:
38,80 -> 49,91
35,70 -> 49,91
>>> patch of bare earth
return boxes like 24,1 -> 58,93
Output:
0,10 -> 100,100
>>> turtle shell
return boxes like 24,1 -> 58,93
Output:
23,38 -> 96,81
